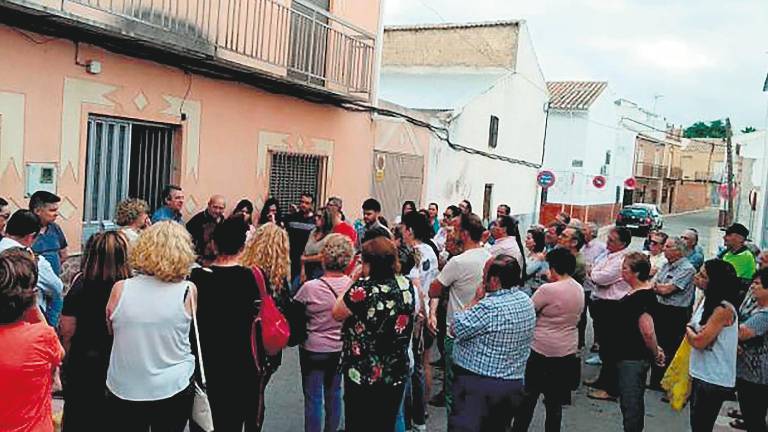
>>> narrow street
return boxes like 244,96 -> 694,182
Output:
259,208 -> 732,431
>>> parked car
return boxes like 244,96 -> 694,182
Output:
616,205 -> 663,236
631,203 -> 664,229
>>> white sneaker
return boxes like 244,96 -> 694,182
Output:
585,355 -> 603,366
412,424 -> 427,432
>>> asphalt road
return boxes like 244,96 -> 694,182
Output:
259,208 -> 735,432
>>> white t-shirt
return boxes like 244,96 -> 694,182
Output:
437,247 -> 492,328
408,242 -> 439,316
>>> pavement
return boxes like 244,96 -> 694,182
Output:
54,208 -> 740,431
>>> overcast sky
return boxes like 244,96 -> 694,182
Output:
383,0 -> 768,131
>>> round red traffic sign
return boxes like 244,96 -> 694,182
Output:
592,175 -> 607,189
719,183 -> 737,200
624,177 -> 637,190
537,170 -> 556,189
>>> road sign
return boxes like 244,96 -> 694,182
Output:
537,170 -> 556,189
719,183 -> 737,200
592,175 -> 607,189
624,177 -> 637,190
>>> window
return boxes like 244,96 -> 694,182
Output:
288,0 -> 330,86
571,160 -> 584,168
83,116 -> 175,241
482,183 -> 493,223
488,115 -> 499,149
605,150 -> 612,165
269,152 -> 326,215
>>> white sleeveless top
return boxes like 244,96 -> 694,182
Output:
689,301 -> 738,388
106,274 -> 195,401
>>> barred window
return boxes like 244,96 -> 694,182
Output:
268,152 -> 326,214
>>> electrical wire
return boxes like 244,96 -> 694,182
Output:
179,71 -> 192,118
12,27 -> 57,45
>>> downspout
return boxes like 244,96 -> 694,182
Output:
541,101 -> 550,165
370,0 -> 386,106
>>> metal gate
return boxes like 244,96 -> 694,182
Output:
268,152 -> 326,214
83,116 -> 174,242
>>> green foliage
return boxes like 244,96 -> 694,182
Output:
683,120 -> 727,138
741,126 -> 757,134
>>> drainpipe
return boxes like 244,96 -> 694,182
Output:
370,0 -> 386,106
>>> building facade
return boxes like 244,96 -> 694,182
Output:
0,0 -> 431,252
379,21 -> 548,227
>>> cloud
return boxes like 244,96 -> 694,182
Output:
587,37 -> 717,74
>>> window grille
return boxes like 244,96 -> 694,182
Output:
269,152 -> 326,215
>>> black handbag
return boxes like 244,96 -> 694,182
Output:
286,278 -> 341,346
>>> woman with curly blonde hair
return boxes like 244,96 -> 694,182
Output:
105,222 -> 198,432
240,222 -> 292,377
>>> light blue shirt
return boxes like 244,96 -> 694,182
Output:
0,237 -> 64,326
152,206 -> 182,224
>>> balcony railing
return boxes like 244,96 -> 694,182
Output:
5,0 -> 376,99
668,166 -> 683,179
634,162 -> 665,178
694,171 -> 722,182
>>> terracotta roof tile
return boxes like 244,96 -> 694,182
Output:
546,81 -> 608,110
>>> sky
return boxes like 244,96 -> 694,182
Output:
383,0 -> 768,132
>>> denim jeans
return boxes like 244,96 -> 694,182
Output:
690,377 -> 733,432
449,365 -> 525,432
404,328 -> 427,428
444,336 -> 455,415
299,349 -> 342,432
616,360 -> 650,432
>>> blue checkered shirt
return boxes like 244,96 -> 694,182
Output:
452,288 -> 535,380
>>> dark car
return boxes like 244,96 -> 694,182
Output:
616,206 -> 662,235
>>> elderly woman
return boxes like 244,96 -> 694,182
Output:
105,222 -> 197,432
115,198 -> 151,244
190,217 -> 267,431
60,231 -> 131,431
294,234 -> 354,432
0,248 -> 64,432
332,236 -> 415,432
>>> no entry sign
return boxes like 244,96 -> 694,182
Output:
592,175 -> 607,189
537,170 -> 556,189
624,177 -> 637,190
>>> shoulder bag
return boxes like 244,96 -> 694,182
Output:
251,266 -> 290,358
190,286 -> 214,432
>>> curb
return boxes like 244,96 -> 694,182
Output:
663,208 -> 717,218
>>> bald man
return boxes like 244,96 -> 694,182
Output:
186,195 -> 226,264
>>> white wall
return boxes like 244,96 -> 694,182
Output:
542,91 -> 635,206
425,72 -> 548,226
734,130 -> 768,248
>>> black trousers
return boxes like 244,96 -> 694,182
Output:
690,378 -> 733,432
737,378 -> 768,432
344,380 -> 404,432
577,291 -> 592,349
592,298 -> 620,396
450,366 -> 525,432
649,304 -> 689,388
108,382 -> 194,432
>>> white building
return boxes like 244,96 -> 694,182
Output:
539,82 -> 637,224
378,20 -> 548,227
733,130 -> 768,248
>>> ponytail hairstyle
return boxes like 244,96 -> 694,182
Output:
498,215 -> 527,281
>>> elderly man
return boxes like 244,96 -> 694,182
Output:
586,227 -> 632,401
152,185 -> 185,223
448,255 -> 535,431
581,222 -> 607,355
649,237 -> 696,390
186,195 -> 226,264
681,228 -> 704,271
646,231 -> 669,278
559,226 -> 589,350
721,223 -> 757,281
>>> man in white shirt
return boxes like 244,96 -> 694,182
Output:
0,210 -> 63,327
645,231 -> 669,279
430,213 -> 491,417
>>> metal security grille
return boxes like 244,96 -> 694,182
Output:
128,124 -> 175,212
83,116 -> 174,242
269,152 -> 325,214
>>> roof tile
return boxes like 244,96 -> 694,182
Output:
546,81 -> 608,110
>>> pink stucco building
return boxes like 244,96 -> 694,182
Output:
0,0 -> 430,251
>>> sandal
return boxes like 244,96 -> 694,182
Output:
729,419 -> 747,430
727,408 -> 744,419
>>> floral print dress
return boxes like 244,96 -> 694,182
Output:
341,276 -> 415,386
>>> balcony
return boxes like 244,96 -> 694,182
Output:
634,162 -> 665,178
668,166 -> 683,179
0,0 -> 376,101
694,171 -> 722,182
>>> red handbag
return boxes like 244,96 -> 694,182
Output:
250,267 -> 290,359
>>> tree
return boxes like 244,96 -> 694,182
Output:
741,126 -> 757,134
683,120 -> 727,138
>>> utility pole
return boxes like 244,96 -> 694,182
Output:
725,118 -> 735,226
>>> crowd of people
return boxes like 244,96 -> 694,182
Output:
2,186 -> 768,432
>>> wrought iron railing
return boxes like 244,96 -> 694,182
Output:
634,162 -> 665,178
38,0 -> 376,97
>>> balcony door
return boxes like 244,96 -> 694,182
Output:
288,0 -> 330,86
